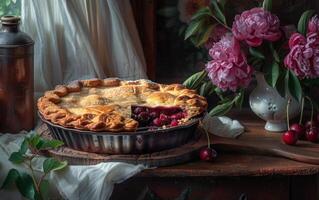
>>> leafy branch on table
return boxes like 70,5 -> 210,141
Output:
0,133 -> 67,200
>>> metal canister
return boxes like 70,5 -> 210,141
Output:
0,16 -> 34,133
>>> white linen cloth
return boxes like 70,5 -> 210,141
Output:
203,115 -> 245,138
21,0 -> 147,98
0,117 -> 243,200
0,133 -> 145,200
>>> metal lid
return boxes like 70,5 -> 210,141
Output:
0,15 -> 34,47
1,15 -> 20,25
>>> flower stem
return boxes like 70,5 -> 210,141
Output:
305,96 -> 314,128
299,97 -> 305,125
200,121 -> 211,149
210,14 -> 232,31
286,98 -> 291,130
28,157 -> 40,194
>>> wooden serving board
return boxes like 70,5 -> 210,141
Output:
213,119 -> 319,165
36,123 -> 205,167
36,119 -> 319,167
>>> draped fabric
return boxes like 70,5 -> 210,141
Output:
21,0 -> 147,97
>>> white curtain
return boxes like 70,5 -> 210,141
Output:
21,0 -> 147,97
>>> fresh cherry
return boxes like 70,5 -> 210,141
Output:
306,127 -> 319,143
282,130 -> 298,145
305,120 -> 318,130
290,123 -> 305,139
199,147 -> 217,162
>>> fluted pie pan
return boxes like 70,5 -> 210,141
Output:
39,112 -> 202,154
37,78 -> 207,154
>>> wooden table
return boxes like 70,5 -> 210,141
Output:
111,113 -> 319,200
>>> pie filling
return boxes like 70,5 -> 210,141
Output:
131,105 -> 187,128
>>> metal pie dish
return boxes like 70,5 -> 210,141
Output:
38,112 -> 203,154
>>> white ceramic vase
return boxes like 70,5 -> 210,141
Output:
249,73 -> 300,132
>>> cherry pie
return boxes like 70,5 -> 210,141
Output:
37,79 -> 207,132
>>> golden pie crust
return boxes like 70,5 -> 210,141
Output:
37,78 -> 207,132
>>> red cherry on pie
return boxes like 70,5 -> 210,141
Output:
170,120 -> 178,127
131,105 -> 185,128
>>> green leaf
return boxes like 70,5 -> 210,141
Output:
197,24 -> 214,46
209,101 -> 233,116
199,81 -> 214,96
36,139 -> 64,150
211,0 -> 227,25
199,82 -> 208,96
189,36 -> 199,46
265,62 -> 280,87
157,7 -> 178,17
9,152 -> 26,164
43,158 -> 68,174
19,139 -> 29,154
34,192 -> 42,200
185,20 -> 205,40
249,47 -> 265,60
183,70 -> 207,89
218,0 -> 227,9
262,0 -> 272,11
298,10 -> 315,35
39,180 -> 50,199
249,57 -> 263,71
175,187 -> 191,200
27,134 -> 41,148
1,169 -> 20,189
269,43 -> 280,63
288,71 -> 302,102
178,25 -> 187,36
284,70 -> 290,95
191,7 -> 212,20
276,70 -> 288,98
16,173 -> 36,200
235,91 -> 245,109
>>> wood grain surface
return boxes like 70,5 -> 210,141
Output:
36,113 -> 319,168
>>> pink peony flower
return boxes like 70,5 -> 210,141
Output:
284,32 -> 319,79
209,34 -> 243,61
205,25 -> 229,49
206,34 -> 253,91
308,15 -> 319,34
232,8 -> 282,47
288,33 -> 306,49
177,0 -> 210,23
206,60 -> 253,92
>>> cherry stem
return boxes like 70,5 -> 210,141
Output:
286,98 -> 291,130
200,121 -> 211,149
305,96 -> 314,128
299,97 -> 305,125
